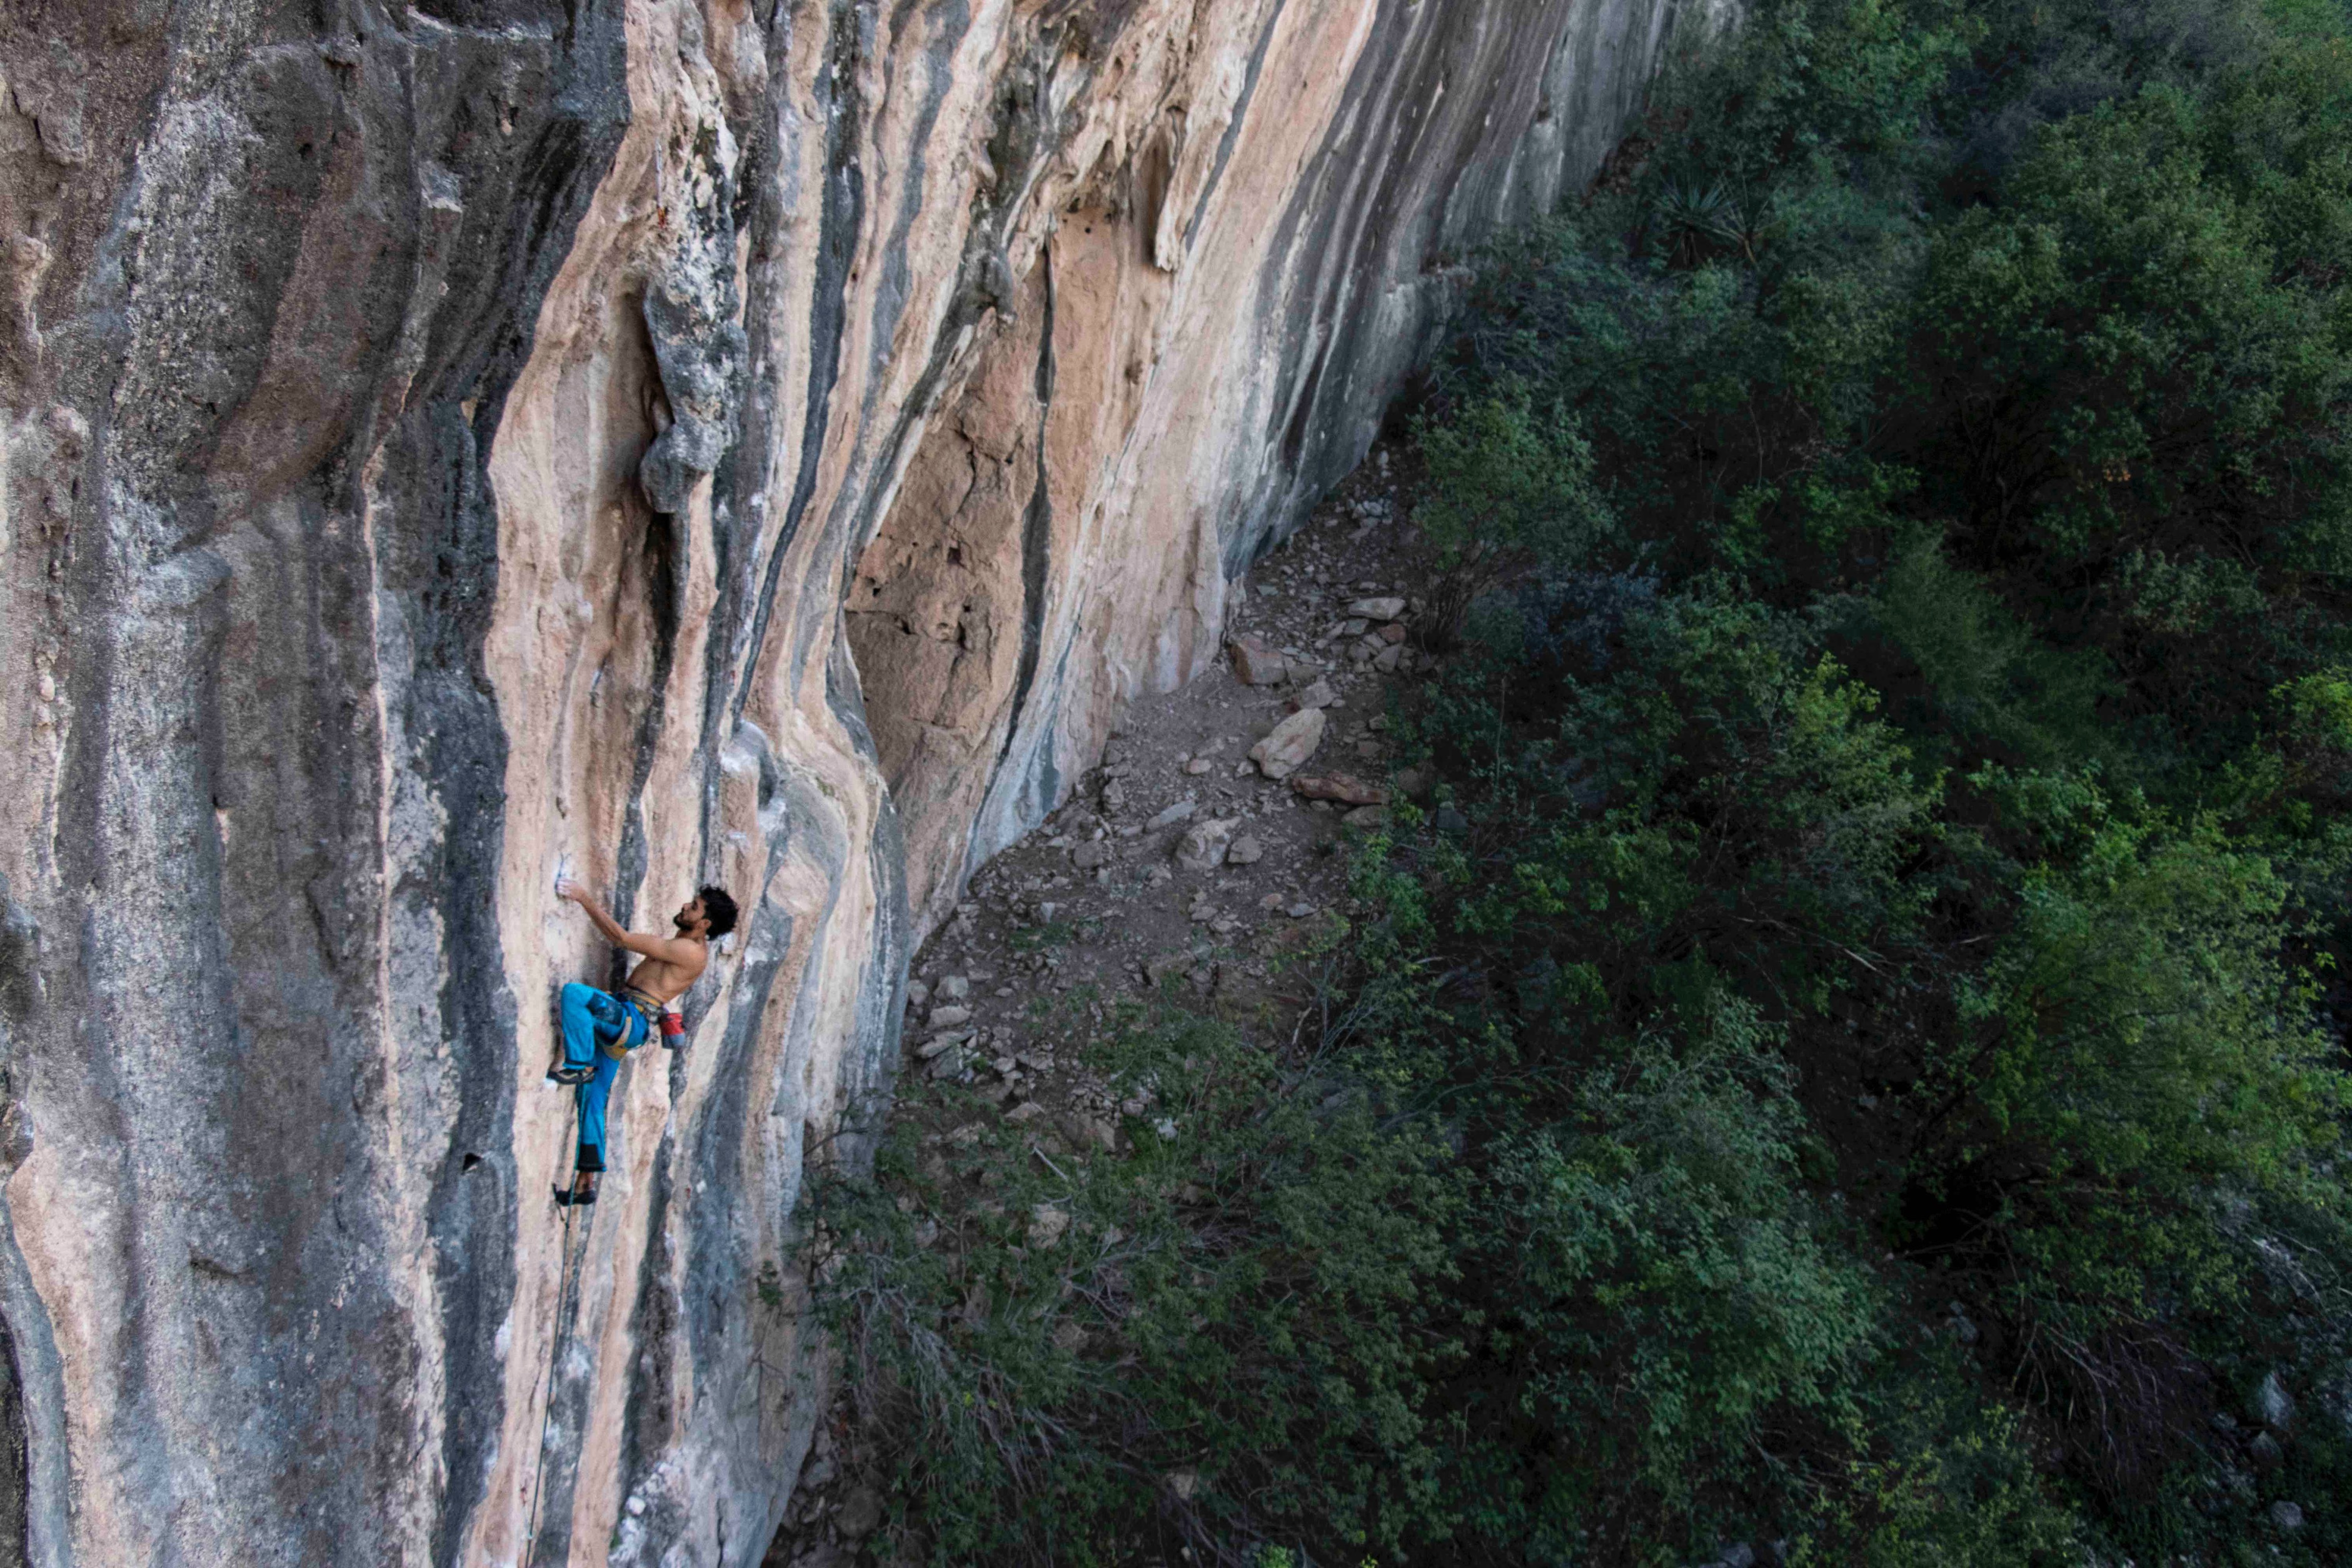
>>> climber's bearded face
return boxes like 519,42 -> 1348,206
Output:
675,897 -> 708,936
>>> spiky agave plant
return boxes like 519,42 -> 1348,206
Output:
1650,174 -> 1773,267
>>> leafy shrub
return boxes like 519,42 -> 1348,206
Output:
1851,531 -> 2116,771
1409,393 -> 1612,647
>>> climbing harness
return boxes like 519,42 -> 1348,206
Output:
617,988 -> 685,1052
597,992 -> 663,1061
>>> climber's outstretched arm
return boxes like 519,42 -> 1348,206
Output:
556,879 -> 705,967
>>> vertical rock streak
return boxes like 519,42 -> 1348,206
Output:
0,0 -> 1722,1559
999,248 -> 1056,767
728,0 -> 867,733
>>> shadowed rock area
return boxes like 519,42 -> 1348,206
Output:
0,0 -> 1719,1561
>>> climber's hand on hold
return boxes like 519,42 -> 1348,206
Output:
558,877 -> 618,937
556,877 -> 665,958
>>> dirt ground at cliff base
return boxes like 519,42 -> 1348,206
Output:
765,443 -> 1431,1564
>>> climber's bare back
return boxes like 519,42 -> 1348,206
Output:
556,878 -> 711,1006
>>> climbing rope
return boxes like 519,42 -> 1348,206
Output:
522,1095 -> 586,1563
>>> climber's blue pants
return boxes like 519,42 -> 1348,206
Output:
560,982 -> 646,1173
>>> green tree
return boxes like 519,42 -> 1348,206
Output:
1410,392 -> 1612,646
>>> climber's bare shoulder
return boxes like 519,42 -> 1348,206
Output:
556,880 -> 737,1008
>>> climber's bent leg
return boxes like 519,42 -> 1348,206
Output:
551,982 -> 625,1085
553,990 -> 643,1204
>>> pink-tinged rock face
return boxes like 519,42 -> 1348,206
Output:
0,0 -> 1725,1560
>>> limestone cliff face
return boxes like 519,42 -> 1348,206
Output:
0,0 -> 1712,1561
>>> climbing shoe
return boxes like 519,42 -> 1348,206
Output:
553,1182 -> 598,1208
545,1063 -> 594,1086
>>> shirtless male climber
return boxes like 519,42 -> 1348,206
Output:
547,878 -> 739,1207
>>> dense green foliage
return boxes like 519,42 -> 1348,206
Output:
808,0 -> 2352,1560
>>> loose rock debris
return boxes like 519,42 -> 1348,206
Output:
771,451 -> 1428,1562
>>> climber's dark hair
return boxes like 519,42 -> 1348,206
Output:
698,886 -> 739,940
